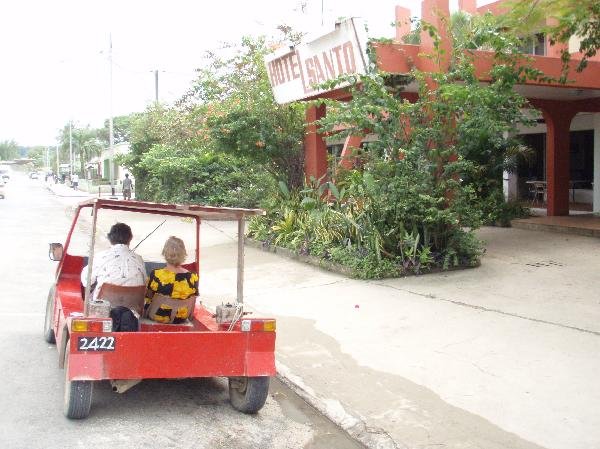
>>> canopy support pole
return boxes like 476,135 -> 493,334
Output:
236,217 -> 245,304
83,202 -> 99,316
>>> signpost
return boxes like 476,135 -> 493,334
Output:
264,18 -> 368,104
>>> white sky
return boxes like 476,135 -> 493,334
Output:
0,0 -> 493,146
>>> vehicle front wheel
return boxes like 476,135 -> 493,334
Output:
43,287 -> 56,344
63,338 -> 93,419
228,376 -> 270,414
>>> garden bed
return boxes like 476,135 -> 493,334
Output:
245,237 -> 480,279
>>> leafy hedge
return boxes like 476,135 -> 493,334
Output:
248,176 -> 484,279
135,145 -> 276,207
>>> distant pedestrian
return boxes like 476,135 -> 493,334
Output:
122,173 -> 133,200
71,173 -> 79,190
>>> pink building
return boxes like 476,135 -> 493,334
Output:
298,0 -> 600,216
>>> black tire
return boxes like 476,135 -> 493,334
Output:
63,338 -> 93,419
43,287 -> 56,344
229,376 -> 270,414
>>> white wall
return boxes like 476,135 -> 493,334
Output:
517,112 -> 594,135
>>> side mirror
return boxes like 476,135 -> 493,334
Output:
49,243 -> 64,261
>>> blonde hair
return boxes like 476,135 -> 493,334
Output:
162,236 -> 187,266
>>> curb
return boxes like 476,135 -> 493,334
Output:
46,184 -> 123,199
245,238 -> 356,277
45,184 -> 91,198
245,238 -> 479,279
511,219 -> 600,238
276,363 -> 399,449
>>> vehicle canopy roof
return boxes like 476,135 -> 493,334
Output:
77,198 -> 265,221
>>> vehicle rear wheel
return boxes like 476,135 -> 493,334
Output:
43,287 -> 56,344
228,376 -> 270,414
63,338 -> 93,419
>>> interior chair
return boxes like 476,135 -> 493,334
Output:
96,283 -> 147,317
146,293 -> 197,324
534,183 -> 546,206
528,183 -> 538,204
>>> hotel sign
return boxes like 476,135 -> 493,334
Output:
265,18 -> 368,104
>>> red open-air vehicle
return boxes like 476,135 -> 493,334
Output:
44,198 -> 276,419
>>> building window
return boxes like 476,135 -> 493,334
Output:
520,33 -> 546,56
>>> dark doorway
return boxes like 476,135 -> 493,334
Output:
517,130 -> 594,201
518,133 -> 545,200
570,130 -> 594,188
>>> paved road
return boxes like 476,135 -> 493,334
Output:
0,173 -> 364,449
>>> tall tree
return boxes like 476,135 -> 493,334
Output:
26,146 -> 47,169
122,105 -> 196,198
180,36 -> 306,189
57,123 -> 103,174
98,114 -> 138,146
0,140 -> 19,161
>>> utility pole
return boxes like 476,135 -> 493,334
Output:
108,33 -> 115,197
321,0 -> 324,26
55,144 -> 59,176
154,69 -> 159,103
69,120 -> 73,176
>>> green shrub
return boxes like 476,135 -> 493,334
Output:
137,144 -> 276,207
247,174 -> 484,279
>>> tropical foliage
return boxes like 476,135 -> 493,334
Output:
179,37 -> 306,189
117,34 -> 303,207
0,140 -> 19,161
134,144 -> 276,207
248,13 -> 535,278
23,13 -> 548,278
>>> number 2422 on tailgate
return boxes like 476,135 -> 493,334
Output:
77,336 -> 115,351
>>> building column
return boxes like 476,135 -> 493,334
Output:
339,135 -> 363,170
304,104 -> 328,183
594,113 -> 600,213
458,0 -> 477,14
420,0 -> 451,73
541,107 -> 576,216
395,6 -> 411,41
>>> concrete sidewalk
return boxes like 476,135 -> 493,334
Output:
45,180 -> 130,199
200,224 -> 600,449
45,180 -> 95,198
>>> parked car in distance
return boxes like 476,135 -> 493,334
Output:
29,171 -> 38,179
